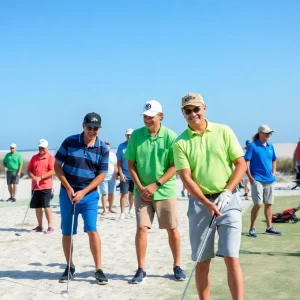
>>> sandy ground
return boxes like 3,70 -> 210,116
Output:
0,178 -> 300,300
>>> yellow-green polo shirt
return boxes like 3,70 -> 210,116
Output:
124,124 -> 177,200
173,121 -> 244,194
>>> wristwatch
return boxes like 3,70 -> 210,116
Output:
41,175 -> 44,180
156,181 -> 162,187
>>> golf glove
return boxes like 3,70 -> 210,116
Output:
215,189 -> 232,213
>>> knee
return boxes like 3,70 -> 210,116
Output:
87,231 -> 98,238
136,226 -> 148,236
224,257 -> 240,269
167,227 -> 179,236
253,204 -> 262,210
196,260 -> 210,271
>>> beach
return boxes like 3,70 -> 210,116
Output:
0,176 -> 300,300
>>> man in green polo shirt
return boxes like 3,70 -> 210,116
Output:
125,100 -> 186,284
3,143 -> 23,202
173,93 -> 247,300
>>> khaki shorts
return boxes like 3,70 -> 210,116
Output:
135,195 -> 178,229
251,180 -> 274,205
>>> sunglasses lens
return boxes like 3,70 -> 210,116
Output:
87,127 -> 99,131
184,107 -> 201,115
194,107 -> 201,113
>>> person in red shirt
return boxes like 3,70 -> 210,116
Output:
27,139 -> 55,233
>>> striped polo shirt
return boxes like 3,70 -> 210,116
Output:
55,133 -> 109,192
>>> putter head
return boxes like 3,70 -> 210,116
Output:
60,290 -> 69,298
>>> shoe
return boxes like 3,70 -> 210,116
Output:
128,210 -> 135,218
181,191 -> 185,197
118,213 -> 125,222
249,228 -> 258,237
131,268 -> 147,284
59,266 -> 76,283
47,227 -> 54,234
6,197 -> 13,202
174,266 -> 186,281
30,226 -> 44,232
243,193 -> 248,197
265,227 -> 282,236
95,269 -> 108,285
11,197 -> 16,202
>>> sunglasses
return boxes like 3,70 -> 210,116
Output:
86,126 -> 99,131
183,106 -> 201,115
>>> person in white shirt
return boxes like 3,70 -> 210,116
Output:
99,141 -> 118,215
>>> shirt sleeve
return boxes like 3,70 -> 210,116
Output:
168,131 -> 177,164
272,145 -> 277,161
173,141 -> 190,171
97,146 -> 109,175
27,158 -> 33,172
244,144 -> 254,161
224,126 -> 244,161
116,144 -> 122,160
55,138 -> 68,163
124,132 -> 136,161
19,154 -> 23,164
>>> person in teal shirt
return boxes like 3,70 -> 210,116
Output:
3,143 -> 23,202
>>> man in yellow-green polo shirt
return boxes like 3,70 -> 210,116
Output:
125,100 -> 186,284
173,93 -> 247,300
2,143 -> 23,202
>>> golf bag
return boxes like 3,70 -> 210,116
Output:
272,204 -> 299,223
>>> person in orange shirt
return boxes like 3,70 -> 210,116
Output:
27,139 -> 55,233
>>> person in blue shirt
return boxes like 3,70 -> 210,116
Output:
244,125 -> 282,237
116,128 -> 135,222
54,112 -> 110,285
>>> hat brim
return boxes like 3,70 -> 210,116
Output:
260,130 -> 274,134
38,144 -> 48,148
141,111 -> 159,117
84,123 -> 101,128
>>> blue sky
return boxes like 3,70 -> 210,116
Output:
0,0 -> 299,150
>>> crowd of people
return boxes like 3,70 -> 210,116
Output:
1,93 -> 300,299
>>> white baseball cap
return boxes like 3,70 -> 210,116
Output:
38,139 -> 48,148
10,143 -> 17,148
258,125 -> 274,134
125,128 -> 133,135
141,100 -> 163,117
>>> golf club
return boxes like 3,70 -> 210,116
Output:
61,203 -> 76,298
15,185 -> 37,236
180,214 -> 217,300
0,170 -> 6,201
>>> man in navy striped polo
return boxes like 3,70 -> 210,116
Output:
54,112 -> 109,285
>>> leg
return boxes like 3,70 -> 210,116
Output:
7,184 -> 13,198
195,260 -> 211,300
62,235 -> 74,267
136,226 -> 148,269
264,204 -> 272,228
108,193 -> 117,213
44,207 -> 53,228
88,231 -> 102,270
166,227 -> 181,267
35,208 -> 43,227
224,257 -> 244,300
250,204 -> 262,228
12,184 -> 17,198
120,193 -> 127,214
101,194 -> 108,214
128,192 -> 134,211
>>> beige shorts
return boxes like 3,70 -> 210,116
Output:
135,195 -> 178,229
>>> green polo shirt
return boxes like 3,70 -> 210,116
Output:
3,152 -> 23,172
124,124 -> 177,200
173,121 -> 244,194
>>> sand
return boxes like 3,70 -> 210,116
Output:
0,177 -> 299,300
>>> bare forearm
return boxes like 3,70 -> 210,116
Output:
272,161 -> 277,173
82,173 -> 106,194
226,160 -> 247,191
18,164 -> 23,173
157,166 -> 176,184
128,164 -> 143,191
117,161 -> 123,175
41,170 -> 55,179
27,170 -> 35,180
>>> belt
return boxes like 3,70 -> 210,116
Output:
204,189 -> 237,200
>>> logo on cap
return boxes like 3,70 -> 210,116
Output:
185,95 -> 195,102
91,117 -> 98,122
145,103 -> 152,110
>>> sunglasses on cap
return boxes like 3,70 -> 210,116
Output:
183,106 -> 201,115
86,126 -> 99,131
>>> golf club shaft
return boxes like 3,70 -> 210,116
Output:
181,214 -> 217,300
67,203 -> 76,292
21,185 -> 37,226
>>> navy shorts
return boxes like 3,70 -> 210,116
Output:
30,189 -> 52,208
6,171 -> 19,185
60,188 -> 99,236
120,179 -> 134,194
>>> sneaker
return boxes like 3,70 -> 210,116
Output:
243,193 -> 248,197
128,210 -> 135,218
131,268 -> 147,284
181,191 -> 185,197
249,228 -> 258,237
95,269 -> 108,285
174,266 -> 186,281
59,266 -> 76,283
118,213 -> 125,222
6,197 -> 13,202
265,227 -> 282,236
11,197 -> 16,202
